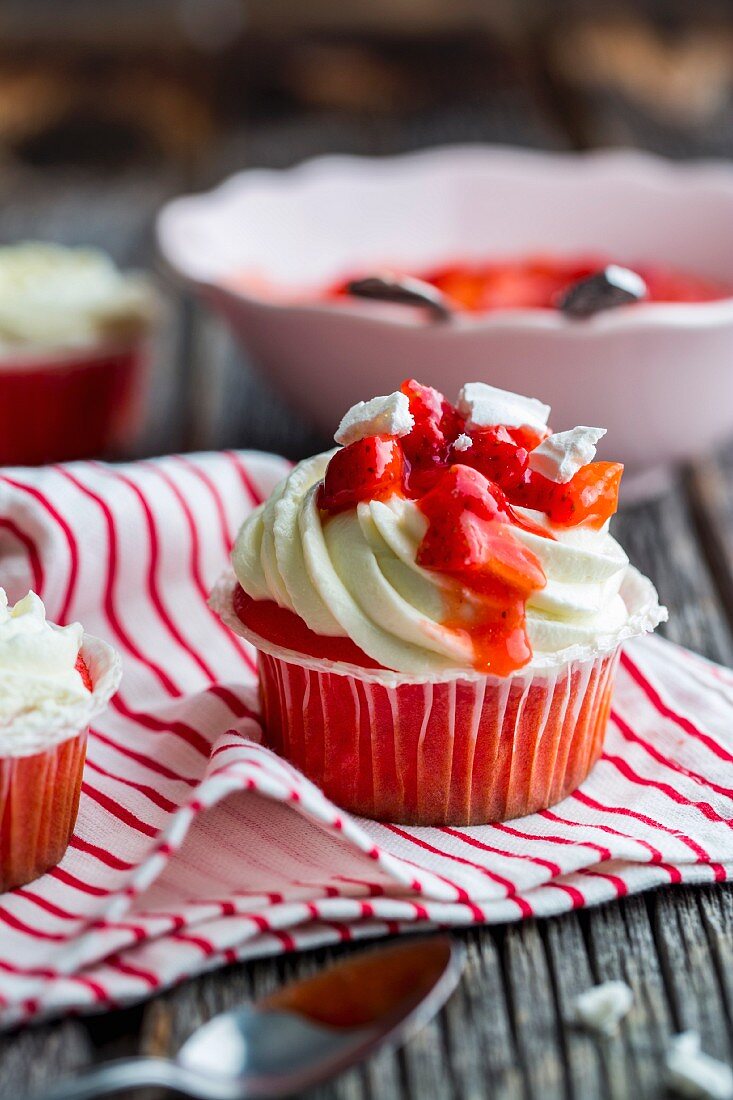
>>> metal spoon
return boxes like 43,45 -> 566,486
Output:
36,937 -> 464,1099
345,273 -> 455,321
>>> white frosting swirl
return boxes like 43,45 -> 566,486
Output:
0,590 -> 89,730
0,243 -> 155,352
232,453 -> 635,676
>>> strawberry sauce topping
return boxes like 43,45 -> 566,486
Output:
238,381 -> 625,676
75,654 -> 93,692
416,467 -> 547,676
314,380 -> 624,675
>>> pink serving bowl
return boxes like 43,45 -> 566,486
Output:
157,146 -> 733,471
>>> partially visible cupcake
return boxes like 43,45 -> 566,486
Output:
213,379 -> 666,826
0,589 -> 121,891
0,243 -> 157,465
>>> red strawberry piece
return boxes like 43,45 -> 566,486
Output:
319,435 -> 405,514
453,425 -> 529,490
399,378 -> 466,494
509,461 -> 623,528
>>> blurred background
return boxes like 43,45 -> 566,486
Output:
3,0 -> 733,462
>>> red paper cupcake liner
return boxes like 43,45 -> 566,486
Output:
211,567 -> 665,826
0,634 -> 121,892
0,342 -> 148,466
0,732 -> 88,892
258,647 -> 620,825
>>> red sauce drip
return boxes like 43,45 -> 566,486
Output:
329,254 -> 733,312
75,654 -> 93,692
416,466 -> 547,676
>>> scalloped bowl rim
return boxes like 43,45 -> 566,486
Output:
157,144 -> 733,334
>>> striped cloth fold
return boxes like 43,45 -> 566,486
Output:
0,451 -> 731,1029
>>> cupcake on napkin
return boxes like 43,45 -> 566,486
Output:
212,379 -> 666,825
0,589 -> 120,891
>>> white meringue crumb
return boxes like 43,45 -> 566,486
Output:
456,382 -> 550,432
666,1032 -> 733,1100
453,433 -> 473,451
573,980 -> 634,1035
529,426 -> 606,484
334,392 -> 414,446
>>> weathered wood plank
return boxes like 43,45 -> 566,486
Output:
438,933 -> 524,1100
687,455 -> 733,642
614,478 -> 733,664
697,886 -> 733,1032
651,887 -> 733,1064
502,920 -> 568,1099
584,896 -> 673,1098
541,915 -> 608,1099
0,1019 -> 92,1099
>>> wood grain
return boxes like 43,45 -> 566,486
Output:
0,1020 -> 92,1100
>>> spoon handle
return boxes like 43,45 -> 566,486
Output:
33,1057 -> 199,1100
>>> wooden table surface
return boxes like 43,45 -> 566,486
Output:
2,16 -> 733,1099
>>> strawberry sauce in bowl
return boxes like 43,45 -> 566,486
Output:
329,255 -> 733,314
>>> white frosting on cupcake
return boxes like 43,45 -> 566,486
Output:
230,453 -> 657,677
0,243 -> 155,352
0,590 -> 121,756
0,590 -> 89,731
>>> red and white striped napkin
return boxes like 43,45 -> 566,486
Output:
0,451 -> 731,1029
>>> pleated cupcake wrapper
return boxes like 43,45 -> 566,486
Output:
0,341 -> 148,466
0,733 -> 88,892
0,636 -> 121,892
211,568 -> 665,825
258,647 -> 619,824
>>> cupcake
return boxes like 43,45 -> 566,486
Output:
0,243 -> 157,466
0,589 -> 121,891
213,379 -> 666,825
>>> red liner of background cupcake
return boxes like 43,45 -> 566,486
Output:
0,344 -> 149,466
0,243 -> 156,466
